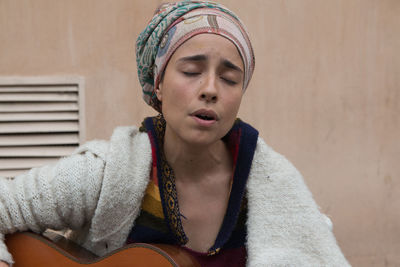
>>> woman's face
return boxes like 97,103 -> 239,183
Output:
157,33 -> 244,146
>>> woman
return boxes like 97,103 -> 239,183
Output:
0,1 -> 350,266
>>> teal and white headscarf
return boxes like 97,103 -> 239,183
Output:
136,0 -> 255,112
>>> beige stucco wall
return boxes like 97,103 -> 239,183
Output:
1,0 -> 399,266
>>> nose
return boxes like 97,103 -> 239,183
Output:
199,73 -> 218,103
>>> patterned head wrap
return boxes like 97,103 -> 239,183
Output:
136,0 -> 255,112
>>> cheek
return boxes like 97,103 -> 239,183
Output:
165,85 -> 189,105
162,79 -> 194,112
225,91 -> 243,113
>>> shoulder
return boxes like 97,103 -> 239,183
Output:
248,137 -> 316,211
252,137 -> 301,179
230,119 -> 300,184
73,139 -> 109,161
72,126 -> 150,161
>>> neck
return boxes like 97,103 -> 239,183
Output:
163,126 -> 231,183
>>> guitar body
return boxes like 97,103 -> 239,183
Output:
5,232 -> 200,267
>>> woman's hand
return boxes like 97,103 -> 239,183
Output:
0,261 -> 9,267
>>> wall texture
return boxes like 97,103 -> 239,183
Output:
0,0 -> 399,266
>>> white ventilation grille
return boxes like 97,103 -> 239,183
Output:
0,77 -> 85,178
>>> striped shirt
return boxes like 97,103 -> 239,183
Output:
126,115 -> 258,266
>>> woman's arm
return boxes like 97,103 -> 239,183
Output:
0,147 -> 106,265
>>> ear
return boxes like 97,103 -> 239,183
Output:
155,83 -> 162,101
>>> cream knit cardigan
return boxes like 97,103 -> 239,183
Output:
0,126 -> 350,266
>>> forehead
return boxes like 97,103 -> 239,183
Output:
170,33 -> 244,68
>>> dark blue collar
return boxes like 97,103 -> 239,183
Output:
141,115 -> 259,254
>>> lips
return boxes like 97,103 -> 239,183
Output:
191,109 -> 219,121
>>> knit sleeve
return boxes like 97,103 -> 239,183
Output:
0,142 -> 107,265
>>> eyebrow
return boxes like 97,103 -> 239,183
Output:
222,59 -> 243,73
178,54 -> 243,73
178,54 -> 207,62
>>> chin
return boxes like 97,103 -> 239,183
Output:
186,129 -> 229,147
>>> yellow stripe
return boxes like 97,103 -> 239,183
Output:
145,180 -> 161,201
142,193 -> 164,219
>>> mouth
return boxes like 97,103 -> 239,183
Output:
191,109 -> 219,122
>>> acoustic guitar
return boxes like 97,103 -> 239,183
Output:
5,231 -> 200,267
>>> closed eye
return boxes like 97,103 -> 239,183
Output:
221,77 -> 238,85
183,71 -> 200,76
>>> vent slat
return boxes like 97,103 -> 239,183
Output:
0,134 -> 79,146
0,146 -> 76,157
0,122 -> 79,133
0,102 -> 79,112
0,93 -> 78,102
0,112 -> 79,122
0,86 -> 78,92
0,78 -> 84,178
